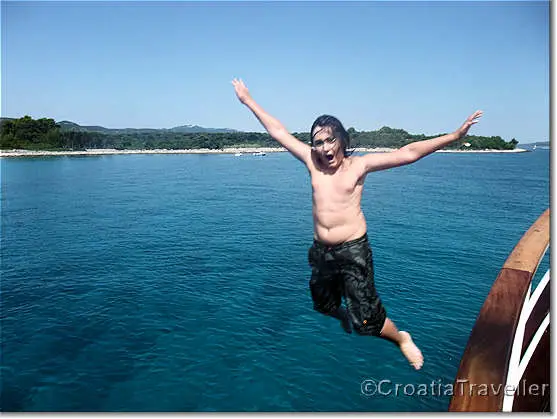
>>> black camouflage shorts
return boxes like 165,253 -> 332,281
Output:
308,234 -> 387,336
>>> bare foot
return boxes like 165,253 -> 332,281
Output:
398,331 -> 424,370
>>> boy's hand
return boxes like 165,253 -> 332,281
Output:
232,78 -> 252,104
456,110 -> 483,138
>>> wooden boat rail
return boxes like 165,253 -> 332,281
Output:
448,209 -> 550,412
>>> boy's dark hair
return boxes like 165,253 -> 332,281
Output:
310,115 -> 353,157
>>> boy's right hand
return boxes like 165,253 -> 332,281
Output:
232,78 -> 252,104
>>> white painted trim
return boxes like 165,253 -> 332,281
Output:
502,284 -> 531,411
502,313 -> 550,411
523,270 -> 550,320
502,269 -> 550,412
516,313 -> 550,389
502,307 -> 550,411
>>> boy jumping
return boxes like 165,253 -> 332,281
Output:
232,78 -> 482,370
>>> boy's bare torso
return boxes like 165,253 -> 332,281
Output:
308,155 -> 368,245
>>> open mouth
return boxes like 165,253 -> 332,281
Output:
326,154 -> 334,162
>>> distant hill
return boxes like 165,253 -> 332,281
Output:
0,118 -> 238,134
169,124 -> 238,134
57,120 -> 238,134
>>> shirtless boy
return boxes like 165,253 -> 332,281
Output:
232,78 -> 482,370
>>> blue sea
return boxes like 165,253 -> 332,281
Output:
1,150 -> 550,412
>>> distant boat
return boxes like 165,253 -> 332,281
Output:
531,145 -> 549,150
252,151 -> 266,156
234,152 -> 243,157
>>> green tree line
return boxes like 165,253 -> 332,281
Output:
1,116 -> 519,151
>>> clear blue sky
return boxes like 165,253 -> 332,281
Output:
2,1 -> 550,143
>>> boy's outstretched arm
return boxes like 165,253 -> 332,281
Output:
361,110 -> 483,173
232,78 -> 312,164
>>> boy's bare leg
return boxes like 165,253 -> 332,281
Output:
379,318 -> 424,370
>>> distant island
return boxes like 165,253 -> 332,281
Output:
1,115 -> 522,152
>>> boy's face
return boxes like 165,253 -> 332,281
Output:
311,126 -> 344,169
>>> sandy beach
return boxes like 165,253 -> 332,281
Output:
0,146 -> 529,158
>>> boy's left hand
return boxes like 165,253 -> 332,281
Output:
457,110 -> 483,138
232,78 -> 252,104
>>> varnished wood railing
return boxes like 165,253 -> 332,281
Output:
448,209 -> 550,412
